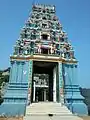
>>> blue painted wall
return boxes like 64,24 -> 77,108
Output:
0,60 -> 88,116
63,63 -> 88,115
0,60 -> 32,116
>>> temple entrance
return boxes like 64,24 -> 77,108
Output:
31,61 -> 58,103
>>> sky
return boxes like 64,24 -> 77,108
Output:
0,0 -> 90,88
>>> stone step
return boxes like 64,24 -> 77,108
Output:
24,102 -> 83,120
24,115 -> 83,120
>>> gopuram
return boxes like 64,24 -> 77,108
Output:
0,4 -> 88,116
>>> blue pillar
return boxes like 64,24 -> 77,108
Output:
16,61 -> 22,83
9,61 -> 17,83
27,60 -> 33,105
58,62 -> 64,104
0,60 -> 30,116
64,63 -> 88,115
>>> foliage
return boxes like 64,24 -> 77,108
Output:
0,68 -> 10,104
0,73 -> 9,86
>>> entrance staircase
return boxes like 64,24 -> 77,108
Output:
24,102 -> 83,120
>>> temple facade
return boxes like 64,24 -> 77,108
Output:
0,4 -> 88,116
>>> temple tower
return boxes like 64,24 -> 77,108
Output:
0,4 -> 88,116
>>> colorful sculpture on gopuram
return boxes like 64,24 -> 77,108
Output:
0,4 -> 88,116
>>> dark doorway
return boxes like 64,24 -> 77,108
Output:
32,61 -> 57,103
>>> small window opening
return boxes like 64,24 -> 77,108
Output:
43,10 -> 46,13
41,48 -> 48,54
43,17 -> 46,20
42,24 -> 47,28
41,34 -> 48,40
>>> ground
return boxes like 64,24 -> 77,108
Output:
80,116 -> 90,120
0,117 -> 23,120
0,116 -> 90,120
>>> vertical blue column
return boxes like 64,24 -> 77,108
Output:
64,64 -> 71,86
70,64 -> 78,85
64,64 -> 69,85
9,61 -> 14,83
71,64 -> 77,85
64,64 -> 68,104
9,61 -> 17,83
69,64 -> 72,86
22,61 -> 29,84
28,60 -> 33,88
14,61 -> 18,83
27,60 -> 33,105
21,62 -> 25,84
74,64 -> 78,84
58,62 -> 64,104
16,61 -> 22,83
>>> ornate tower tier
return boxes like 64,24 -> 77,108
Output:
0,4 -> 88,116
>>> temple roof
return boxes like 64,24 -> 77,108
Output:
13,4 -> 76,61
